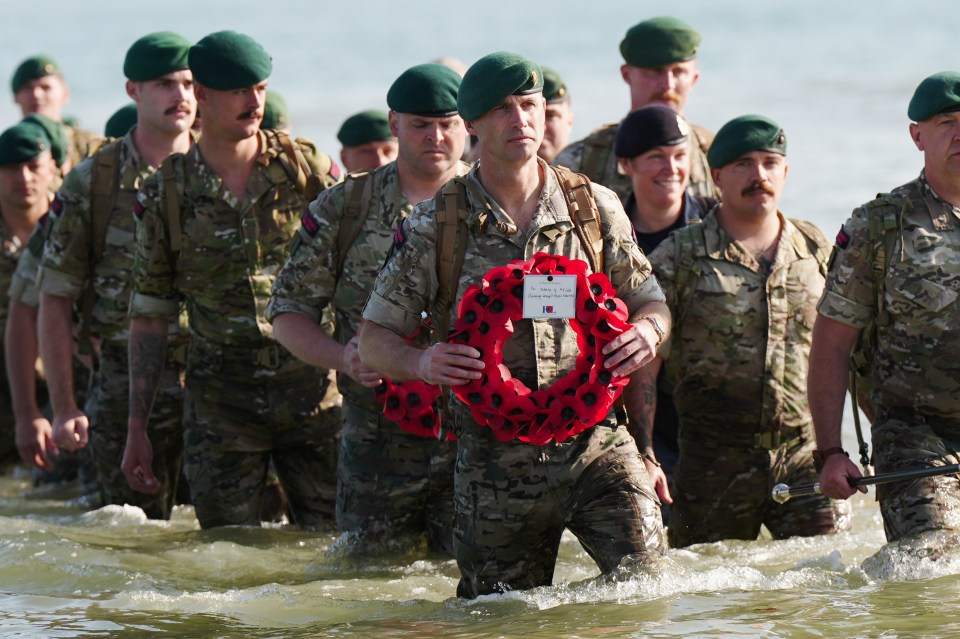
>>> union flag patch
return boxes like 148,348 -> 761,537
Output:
301,210 -> 319,237
835,225 -> 850,249
50,194 -> 63,216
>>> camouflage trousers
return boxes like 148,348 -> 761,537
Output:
872,412 -> 960,542
87,341 -> 185,520
183,346 -> 341,529
668,430 -> 850,548
337,399 -> 456,554
452,414 -> 665,598
0,382 -> 18,468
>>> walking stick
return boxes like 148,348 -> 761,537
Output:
772,463 -> 960,504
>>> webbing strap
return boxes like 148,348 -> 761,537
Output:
552,165 -> 603,274
335,171 -> 373,280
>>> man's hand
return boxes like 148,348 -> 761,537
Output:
416,343 -> 484,385
602,321 -> 659,377
52,409 -> 89,452
819,454 -> 866,499
16,415 -> 57,470
340,335 -> 383,387
121,428 -> 159,494
643,457 -> 673,505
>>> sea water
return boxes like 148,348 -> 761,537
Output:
2,0 -> 960,636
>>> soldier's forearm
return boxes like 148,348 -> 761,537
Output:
358,320 -> 423,381
272,311 -> 345,370
128,316 -> 169,425
5,300 -> 43,421
38,292 -> 78,416
629,300 -> 671,341
808,315 -> 860,449
625,357 -> 662,455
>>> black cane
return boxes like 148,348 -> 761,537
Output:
772,463 -> 960,504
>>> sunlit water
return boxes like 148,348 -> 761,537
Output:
4,0 -> 960,636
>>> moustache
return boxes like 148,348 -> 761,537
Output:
164,103 -> 192,116
651,90 -> 682,104
238,110 -> 262,121
742,181 -> 775,197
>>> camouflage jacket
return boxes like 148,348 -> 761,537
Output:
648,208 -> 830,446
362,160 -> 664,417
65,124 -> 102,168
553,121 -> 717,203
267,160 -> 470,408
818,172 -> 960,429
8,214 -> 48,309
0,214 -> 26,352
37,132 -> 181,345
130,130 -> 339,351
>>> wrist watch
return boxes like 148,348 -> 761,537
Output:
813,447 -> 848,472
640,316 -> 665,347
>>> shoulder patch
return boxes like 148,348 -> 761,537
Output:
301,209 -> 320,237
50,194 -> 63,217
835,225 -> 850,249
133,198 -> 145,220
393,219 -> 408,249
329,159 -> 341,181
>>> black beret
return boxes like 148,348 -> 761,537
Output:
0,120 -> 53,166
387,64 -> 461,117
615,105 -> 688,158
189,31 -> 272,90
21,114 -> 68,167
337,110 -> 393,147
908,71 -> 960,122
620,16 -> 700,68
11,55 -> 60,94
123,32 -> 191,82
104,103 -> 138,138
458,52 -> 543,121
707,115 -> 787,169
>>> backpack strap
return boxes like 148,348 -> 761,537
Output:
334,170 -> 374,280
78,141 -> 122,361
551,165 -> 604,274
158,155 -> 182,255
269,130 -> 323,202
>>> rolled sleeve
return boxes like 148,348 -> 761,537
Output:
129,292 -> 178,319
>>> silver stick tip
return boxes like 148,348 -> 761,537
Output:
771,483 -> 791,504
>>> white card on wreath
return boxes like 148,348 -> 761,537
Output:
522,274 -> 577,319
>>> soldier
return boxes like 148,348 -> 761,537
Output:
262,91 -> 290,131
537,66 -> 574,165
811,72 -> 960,543
269,63 -> 469,553
0,120 -> 59,469
358,52 -> 668,597
554,16 -> 715,203
337,110 -> 398,173
642,115 -> 849,548
126,30 -> 341,529
104,104 -> 138,139
10,55 -> 100,168
615,105 -> 718,517
36,33 -> 196,519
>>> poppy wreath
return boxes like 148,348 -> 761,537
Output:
374,377 -> 451,440
448,252 -> 631,445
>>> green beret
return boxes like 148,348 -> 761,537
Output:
189,30 -> 272,90
620,16 -> 700,68
337,110 -> 393,147
104,103 -> 138,138
0,120 -> 54,167
261,91 -> 290,129
21,114 -> 68,167
707,114 -> 787,169
11,55 -> 60,94
542,66 -> 569,103
908,71 -> 960,122
458,52 -> 543,121
387,64 -> 461,117
123,31 -> 191,82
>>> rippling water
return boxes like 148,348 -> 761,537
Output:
5,466 -> 960,638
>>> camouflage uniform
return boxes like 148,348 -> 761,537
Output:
37,132 -> 186,519
818,172 -> 960,541
363,161 -> 666,596
268,160 -> 469,552
0,214 -> 29,465
553,122 -> 717,204
65,124 -> 101,168
649,209 -> 849,548
130,131 -> 342,529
